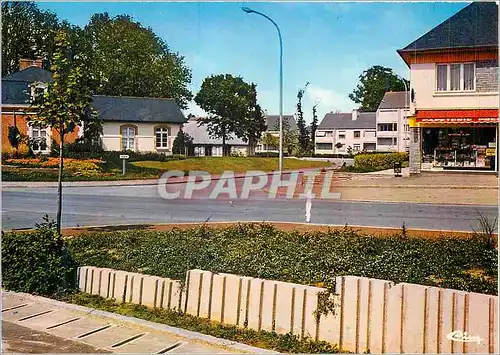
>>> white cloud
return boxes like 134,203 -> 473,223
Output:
304,85 -> 356,121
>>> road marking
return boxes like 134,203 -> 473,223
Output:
76,324 -> 112,338
19,309 -> 53,321
2,304 -> 29,312
110,332 -> 147,348
46,317 -> 81,329
157,341 -> 188,353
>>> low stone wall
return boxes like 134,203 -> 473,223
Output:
78,266 -> 498,354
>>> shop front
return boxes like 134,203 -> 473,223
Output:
408,110 -> 499,172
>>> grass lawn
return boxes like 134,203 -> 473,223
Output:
132,157 -> 332,175
2,157 -> 331,181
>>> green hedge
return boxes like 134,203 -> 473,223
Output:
354,152 -> 409,170
2,219 -> 77,296
66,224 -> 497,295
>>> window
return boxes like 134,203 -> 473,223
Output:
316,143 -> 333,150
436,63 -> 475,91
316,131 -> 326,137
354,131 -> 361,138
436,65 -> 448,91
338,131 -> 346,139
464,63 -> 475,90
353,144 -> 360,151
325,131 -> 333,137
31,125 -> 49,153
121,126 -> 136,151
378,124 -> 397,132
404,124 -> 410,132
155,126 -> 170,148
377,138 -> 397,146
450,64 -> 460,91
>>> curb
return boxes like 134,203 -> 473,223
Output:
10,219 -> 494,236
2,290 -> 278,354
335,184 -> 498,189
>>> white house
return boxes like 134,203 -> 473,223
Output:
397,2 -> 498,173
1,61 -> 186,155
315,109 -> 377,155
92,95 -> 185,154
182,116 -> 248,156
256,114 -> 297,153
376,91 -> 411,152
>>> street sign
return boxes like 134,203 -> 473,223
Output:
120,154 -> 130,159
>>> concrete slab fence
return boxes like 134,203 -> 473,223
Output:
77,266 -> 498,354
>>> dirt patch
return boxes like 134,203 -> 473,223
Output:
2,321 -> 110,353
59,221 -> 494,240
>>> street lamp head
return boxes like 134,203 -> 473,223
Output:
242,7 -> 254,13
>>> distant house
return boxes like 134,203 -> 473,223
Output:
256,114 -> 297,153
1,59 -> 185,155
315,109 -> 376,155
182,116 -> 248,156
92,95 -> 185,153
376,91 -> 411,152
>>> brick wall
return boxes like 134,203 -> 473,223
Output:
2,111 -> 80,155
1,113 -> 30,155
476,60 -> 498,92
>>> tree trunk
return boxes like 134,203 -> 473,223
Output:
56,127 -> 64,236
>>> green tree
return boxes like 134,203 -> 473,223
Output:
261,133 -> 279,152
172,130 -> 193,155
194,74 -> 253,156
348,65 -> 409,111
1,1 -> 61,75
273,118 -> 298,156
31,31 -> 96,235
296,82 -> 310,152
85,13 -> 192,109
310,103 -> 319,151
238,83 -> 266,156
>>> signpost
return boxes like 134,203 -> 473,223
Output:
120,154 -> 129,175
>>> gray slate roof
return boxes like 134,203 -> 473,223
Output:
91,95 -> 186,124
318,111 -> 376,130
2,67 -> 53,105
378,91 -> 410,110
265,115 -> 297,131
399,2 -> 498,53
182,118 -> 248,146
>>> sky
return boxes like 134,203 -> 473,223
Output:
38,1 -> 469,123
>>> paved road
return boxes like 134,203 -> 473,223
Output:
2,185 -> 497,231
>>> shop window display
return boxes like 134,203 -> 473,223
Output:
422,127 -> 496,169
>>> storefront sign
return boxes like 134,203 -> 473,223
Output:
486,148 -> 496,156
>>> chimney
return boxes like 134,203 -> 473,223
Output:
19,58 -> 43,71
352,108 -> 358,121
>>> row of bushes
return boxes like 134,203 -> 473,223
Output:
64,223 -> 497,295
3,222 -> 496,297
354,152 -> 409,170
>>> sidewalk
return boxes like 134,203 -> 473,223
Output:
2,291 -> 273,354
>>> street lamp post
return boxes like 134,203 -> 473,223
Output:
242,7 -> 283,174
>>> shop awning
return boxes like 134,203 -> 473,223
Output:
415,109 -> 498,124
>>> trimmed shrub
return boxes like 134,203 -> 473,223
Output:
67,223 -> 497,295
2,217 -> 77,296
354,152 -> 408,170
